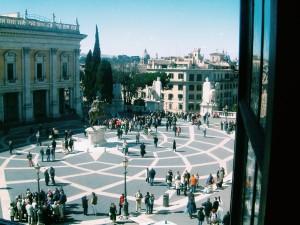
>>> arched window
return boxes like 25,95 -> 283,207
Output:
35,52 -> 46,81
4,51 -> 17,83
60,53 -> 70,80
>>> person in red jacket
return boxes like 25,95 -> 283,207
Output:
118,193 -> 124,215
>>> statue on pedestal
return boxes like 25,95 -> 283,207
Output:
202,77 -> 211,104
88,96 -> 105,128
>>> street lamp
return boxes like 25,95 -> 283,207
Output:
122,157 -> 129,217
224,105 -> 228,123
34,163 -> 44,225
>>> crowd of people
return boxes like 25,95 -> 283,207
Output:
5,110 -> 231,225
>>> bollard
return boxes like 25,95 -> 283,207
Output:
163,193 -> 169,207
87,148 -> 89,153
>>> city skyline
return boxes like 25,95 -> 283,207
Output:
2,0 -> 240,60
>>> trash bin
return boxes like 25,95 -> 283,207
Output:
163,193 -> 169,207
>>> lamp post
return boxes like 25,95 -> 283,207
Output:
224,105 -> 228,123
123,157 -> 129,217
34,164 -> 44,225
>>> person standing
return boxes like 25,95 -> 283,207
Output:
90,192 -> 98,215
190,175 -> 197,193
148,168 -> 156,186
148,193 -> 155,214
203,127 -> 207,137
82,195 -> 88,215
68,138 -> 74,152
49,167 -> 56,185
212,197 -> 220,213
153,136 -> 158,148
40,148 -> 44,162
27,151 -> 34,167
109,202 -> 117,224
173,140 -> 176,152
51,146 -> 55,161
26,201 -> 34,225
177,126 -> 182,137
8,140 -> 13,155
8,202 -> 15,221
134,190 -> 143,212
36,131 -> 42,146
197,207 -> 205,225
145,167 -> 150,183
175,178 -> 181,195
144,192 -> 150,214
202,198 -> 213,223
46,146 -> 51,162
44,169 -> 50,186
222,211 -> 230,225
118,193 -> 124,215
140,142 -> 146,157
52,139 -> 57,151
136,131 -> 140,143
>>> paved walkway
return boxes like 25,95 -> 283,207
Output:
0,117 -> 235,224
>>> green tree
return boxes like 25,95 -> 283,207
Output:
81,50 -> 97,102
93,25 -> 101,71
96,59 -> 114,103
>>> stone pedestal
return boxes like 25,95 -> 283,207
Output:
85,126 -> 107,147
200,103 -> 213,116
146,100 -> 161,112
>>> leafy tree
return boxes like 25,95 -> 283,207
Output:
96,59 -> 114,103
133,98 -> 145,106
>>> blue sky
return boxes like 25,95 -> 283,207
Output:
2,0 -> 240,60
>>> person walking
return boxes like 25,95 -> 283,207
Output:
109,202 -> 117,224
90,192 -> 98,215
82,195 -> 88,215
8,202 -> 15,221
140,142 -> 146,157
186,198 -> 196,219
44,169 -> 50,186
49,167 -> 56,185
173,140 -> 176,152
118,193 -> 124,215
148,168 -> 156,186
46,146 -> 51,162
134,190 -> 143,212
197,207 -> 205,225
51,139 -> 57,152
40,148 -> 44,162
27,151 -> 34,167
8,140 -> 13,155
177,126 -> 182,137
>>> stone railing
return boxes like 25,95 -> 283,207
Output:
0,15 -> 79,34
213,110 -> 236,119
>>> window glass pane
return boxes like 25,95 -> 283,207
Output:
7,63 -> 14,80
189,74 -> 194,81
37,63 -> 43,79
189,85 -> 194,91
196,74 -> 202,81
63,63 -> 68,78
260,0 -> 270,129
250,0 -> 263,116
243,141 -> 256,224
178,85 -> 183,90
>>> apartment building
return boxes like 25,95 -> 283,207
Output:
0,11 -> 86,123
144,48 -> 238,114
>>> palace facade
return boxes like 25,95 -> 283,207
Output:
0,11 -> 87,123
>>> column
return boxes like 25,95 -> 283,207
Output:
50,48 -> 59,118
0,94 -> 4,121
18,92 -> 22,121
23,47 -> 34,121
73,49 -> 82,117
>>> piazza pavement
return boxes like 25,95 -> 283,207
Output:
0,116 -> 235,225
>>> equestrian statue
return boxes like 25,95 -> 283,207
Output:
88,96 -> 105,128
